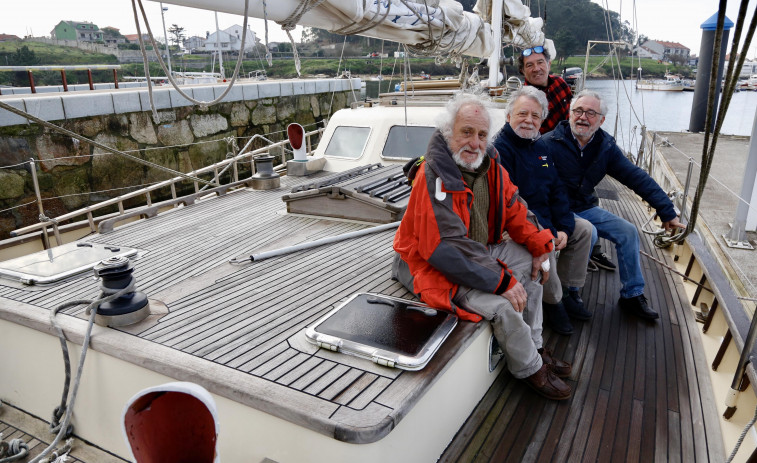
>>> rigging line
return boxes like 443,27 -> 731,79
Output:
132,0 -> 251,118
328,35 -> 349,121
655,139 -> 757,218
0,200 -> 36,215
678,0 -> 755,242
0,100 -> 216,187
0,160 -> 31,170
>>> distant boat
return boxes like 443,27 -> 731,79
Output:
636,73 -> 684,91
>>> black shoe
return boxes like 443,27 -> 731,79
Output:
543,302 -> 573,335
587,261 -> 599,272
591,251 -> 616,271
619,294 -> 659,320
562,289 -> 592,320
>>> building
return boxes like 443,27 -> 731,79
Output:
0,34 -> 21,42
123,34 -> 153,44
101,27 -> 127,45
183,36 -> 205,53
203,25 -> 257,53
635,40 -> 691,62
51,20 -> 103,42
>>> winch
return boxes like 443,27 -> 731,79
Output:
93,256 -> 150,327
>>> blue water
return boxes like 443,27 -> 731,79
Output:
586,79 -> 757,148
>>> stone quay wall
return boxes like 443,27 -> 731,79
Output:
0,78 -> 360,239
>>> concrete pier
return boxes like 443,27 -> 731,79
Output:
655,131 -> 757,302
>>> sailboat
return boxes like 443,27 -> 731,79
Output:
1,1 -> 756,462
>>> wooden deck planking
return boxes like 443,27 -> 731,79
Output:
1,169 -> 725,462
441,177 -> 723,462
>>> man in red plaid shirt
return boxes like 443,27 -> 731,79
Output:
517,46 -> 572,134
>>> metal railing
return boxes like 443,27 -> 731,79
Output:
11,127 -> 325,244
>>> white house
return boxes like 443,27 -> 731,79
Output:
203,25 -> 257,53
183,35 -> 205,53
635,40 -> 690,62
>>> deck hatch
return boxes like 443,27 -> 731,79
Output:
305,293 -> 457,371
282,164 -> 410,223
0,242 -> 139,285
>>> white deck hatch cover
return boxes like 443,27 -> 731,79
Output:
305,293 -> 457,371
0,242 -> 139,285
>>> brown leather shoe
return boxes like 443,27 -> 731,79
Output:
524,364 -> 571,400
538,347 -> 572,378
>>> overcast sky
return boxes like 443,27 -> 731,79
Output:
1,1 -> 755,58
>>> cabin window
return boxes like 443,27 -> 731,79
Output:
382,125 -> 436,160
324,126 -> 370,158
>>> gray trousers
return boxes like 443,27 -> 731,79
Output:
393,239 -> 543,379
542,216 -> 594,304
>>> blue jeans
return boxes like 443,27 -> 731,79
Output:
576,206 -> 645,299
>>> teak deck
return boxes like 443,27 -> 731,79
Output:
441,177 -> 724,462
0,171 -> 724,462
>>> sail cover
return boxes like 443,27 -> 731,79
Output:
154,0 -> 548,58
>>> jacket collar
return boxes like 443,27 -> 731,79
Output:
425,130 -> 497,191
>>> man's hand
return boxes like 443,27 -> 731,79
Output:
663,217 -> 686,231
503,281 -> 528,312
555,231 -> 568,250
531,253 -> 550,283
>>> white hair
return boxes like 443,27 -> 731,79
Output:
505,86 -> 549,120
436,91 -> 493,143
571,89 -> 608,116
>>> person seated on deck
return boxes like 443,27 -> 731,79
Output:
519,45 -> 616,272
492,86 -> 594,336
542,89 -> 686,321
392,91 -> 572,401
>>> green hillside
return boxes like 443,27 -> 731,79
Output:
0,39 -> 693,89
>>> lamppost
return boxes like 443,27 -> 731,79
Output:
160,3 -> 172,76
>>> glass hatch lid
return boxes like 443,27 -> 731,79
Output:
0,242 -> 140,285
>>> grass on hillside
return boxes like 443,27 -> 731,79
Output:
0,40 -> 117,65
1,39 -> 693,86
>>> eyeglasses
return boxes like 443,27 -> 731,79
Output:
571,108 -> 602,119
521,46 -> 544,57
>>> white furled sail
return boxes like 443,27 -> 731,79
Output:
154,0 -> 550,59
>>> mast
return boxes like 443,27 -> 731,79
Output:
214,11 -> 225,80
488,0 -> 504,87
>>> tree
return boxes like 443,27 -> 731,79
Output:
10,46 -> 40,65
168,24 -> 185,48
530,0 -> 636,58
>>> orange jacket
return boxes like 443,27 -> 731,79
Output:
393,131 -> 554,322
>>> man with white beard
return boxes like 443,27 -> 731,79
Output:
492,87 -> 594,337
393,92 -> 573,400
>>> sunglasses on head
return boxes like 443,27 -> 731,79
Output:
521,46 -> 545,57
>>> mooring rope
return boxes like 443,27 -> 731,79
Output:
29,281 -> 136,463
726,402 -> 757,463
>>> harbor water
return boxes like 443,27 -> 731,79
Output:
362,78 -> 757,140
586,79 -> 757,156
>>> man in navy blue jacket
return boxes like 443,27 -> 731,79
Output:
542,90 -> 685,320
493,87 -> 594,336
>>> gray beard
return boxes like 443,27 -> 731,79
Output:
453,146 -> 485,171
513,125 -> 540,140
